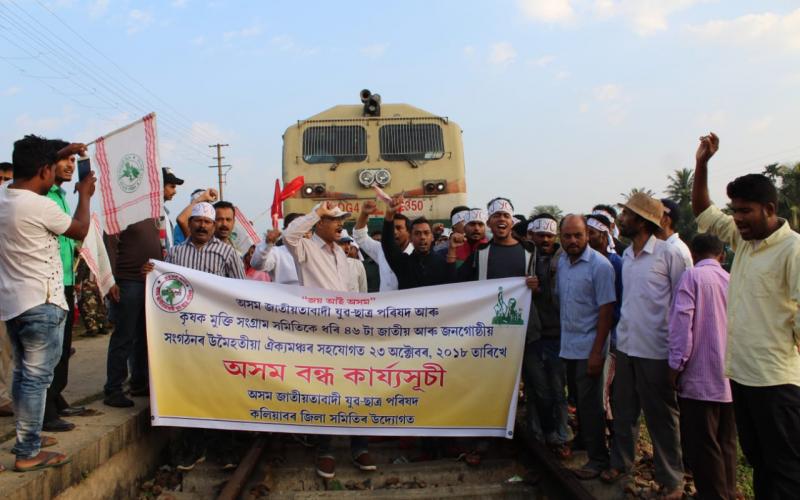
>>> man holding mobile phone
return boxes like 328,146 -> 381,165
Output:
42,140 -> 90,432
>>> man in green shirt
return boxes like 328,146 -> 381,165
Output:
42,140 -> 87,432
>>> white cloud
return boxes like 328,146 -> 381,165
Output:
593,0 -> 704,36
593,83 -> 621,101
15,107 -> 78,133
126,9 -> 153,35
463,45 -> 476,58
687,8 -> 800,51
190,36 -> 205,46
555,69 -> 571,80
532,54 -> 555,67
224,23 -> 263,41
270,36 -> 319,56
488,42 -> 517,65
172,0 -> 189,7
360,43 -> 388,59
749,115 -> 773,133
88,0 -> 109,18
518,0 -> 574,24
695,110 -> 727,128
3,86 -> 21,97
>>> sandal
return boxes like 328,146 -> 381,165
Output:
549,443 -> 572,460
14,450 -> 71,472
463,450 -> 481,466
599,467 -> 626,484
42,436 -> 58,448
572,466 -> 601,480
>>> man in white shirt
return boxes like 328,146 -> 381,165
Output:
603,193 -> 688,499
0,135 -> 95,472
282,201 -> 375,479
249,213 -> 303,285
337,234 -> 368,292
352,200 -> 413,291
658,198 -> 693,269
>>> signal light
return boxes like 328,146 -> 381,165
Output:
423,180 -> 447,194
301,183 -> 326,198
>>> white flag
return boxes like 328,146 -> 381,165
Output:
94,113 -> 163,234
78,213 -> 116,297
229,209 -> 261,255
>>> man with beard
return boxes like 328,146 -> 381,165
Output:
693,132 -> 800,499
524,213 -> 570,456
602,193 -> 687,500
557,215 -> 616,480
283,201 -> 374,478
382,195 -> 449,289
658,198 -> 693,268
442,208 -> 488,267
213,201 -> 236,246
353,200 -> 413,291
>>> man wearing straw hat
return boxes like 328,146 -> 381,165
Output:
602,192 -> 688,500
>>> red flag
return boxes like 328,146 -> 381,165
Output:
280,175 -> 304,201
270,179 -> 282,229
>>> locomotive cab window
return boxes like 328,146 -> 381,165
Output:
302,125 -> 367,164
379,124 -> 445,161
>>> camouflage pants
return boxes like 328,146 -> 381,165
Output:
78,278 -> 112,336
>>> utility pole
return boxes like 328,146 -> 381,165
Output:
209,143 -> 231,200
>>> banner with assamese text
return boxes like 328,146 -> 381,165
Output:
145,261 -> 530,438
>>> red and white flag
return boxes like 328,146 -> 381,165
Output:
230,209 -> 262,255
78,213 -> 115,297
94,113 -> 163,235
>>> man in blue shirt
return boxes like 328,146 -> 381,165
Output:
557,214 -> 616,479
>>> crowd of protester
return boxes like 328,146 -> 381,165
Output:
0,132 -> 797,500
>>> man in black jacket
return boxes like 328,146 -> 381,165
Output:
381,195 -> 450,289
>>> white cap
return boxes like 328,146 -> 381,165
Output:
191,202 -> 216,221
315,203 -> 351,219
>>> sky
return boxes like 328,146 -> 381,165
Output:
2,0 -> 800,232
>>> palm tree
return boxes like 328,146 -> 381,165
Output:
665,168 -> 694,205
621,187 -> 656,200
529,205 -> 564,220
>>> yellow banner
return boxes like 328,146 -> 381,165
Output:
145,261 -> 530,438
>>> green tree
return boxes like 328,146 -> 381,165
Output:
664,168 -> 697,242
621,187 -> 656,199
529,205 -> 563,220
763,162 -> 800,230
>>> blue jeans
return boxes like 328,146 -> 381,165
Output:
6,303 -> 67,459
523,337 -> 569,444
104,280 -> 148,396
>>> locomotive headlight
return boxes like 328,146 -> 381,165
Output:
374,169 -> 391,187
358,169 -> 375,187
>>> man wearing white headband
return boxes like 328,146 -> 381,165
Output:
440,208 -> 488,267
592,204 -> 627,256
449,205 -> 470,234
352,200 -> 414,292
522,213 -> 570,454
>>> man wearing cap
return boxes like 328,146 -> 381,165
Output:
524,213 -> 570,455
103,167 -> 192,408
557,215 -> 616,479
174,187 -> 219,245
693,132 -> 800,499
283,201 -> 375,478
250,213 -> 303,285
142,201 -> 244,471
337,231 -> 368,293
602,193 -> 688,499
161,167 -> 184,248
658,198 -> 693,269
353,200 -> 413,291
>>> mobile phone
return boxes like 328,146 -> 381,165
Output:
77,157 -> 91,181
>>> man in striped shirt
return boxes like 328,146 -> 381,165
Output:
147,202 -> 245,279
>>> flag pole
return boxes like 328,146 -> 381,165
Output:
86,112 -> 155,147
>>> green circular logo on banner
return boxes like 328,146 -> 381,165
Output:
117,153 -> 144,193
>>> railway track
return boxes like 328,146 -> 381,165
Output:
170,426 -> 596,500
